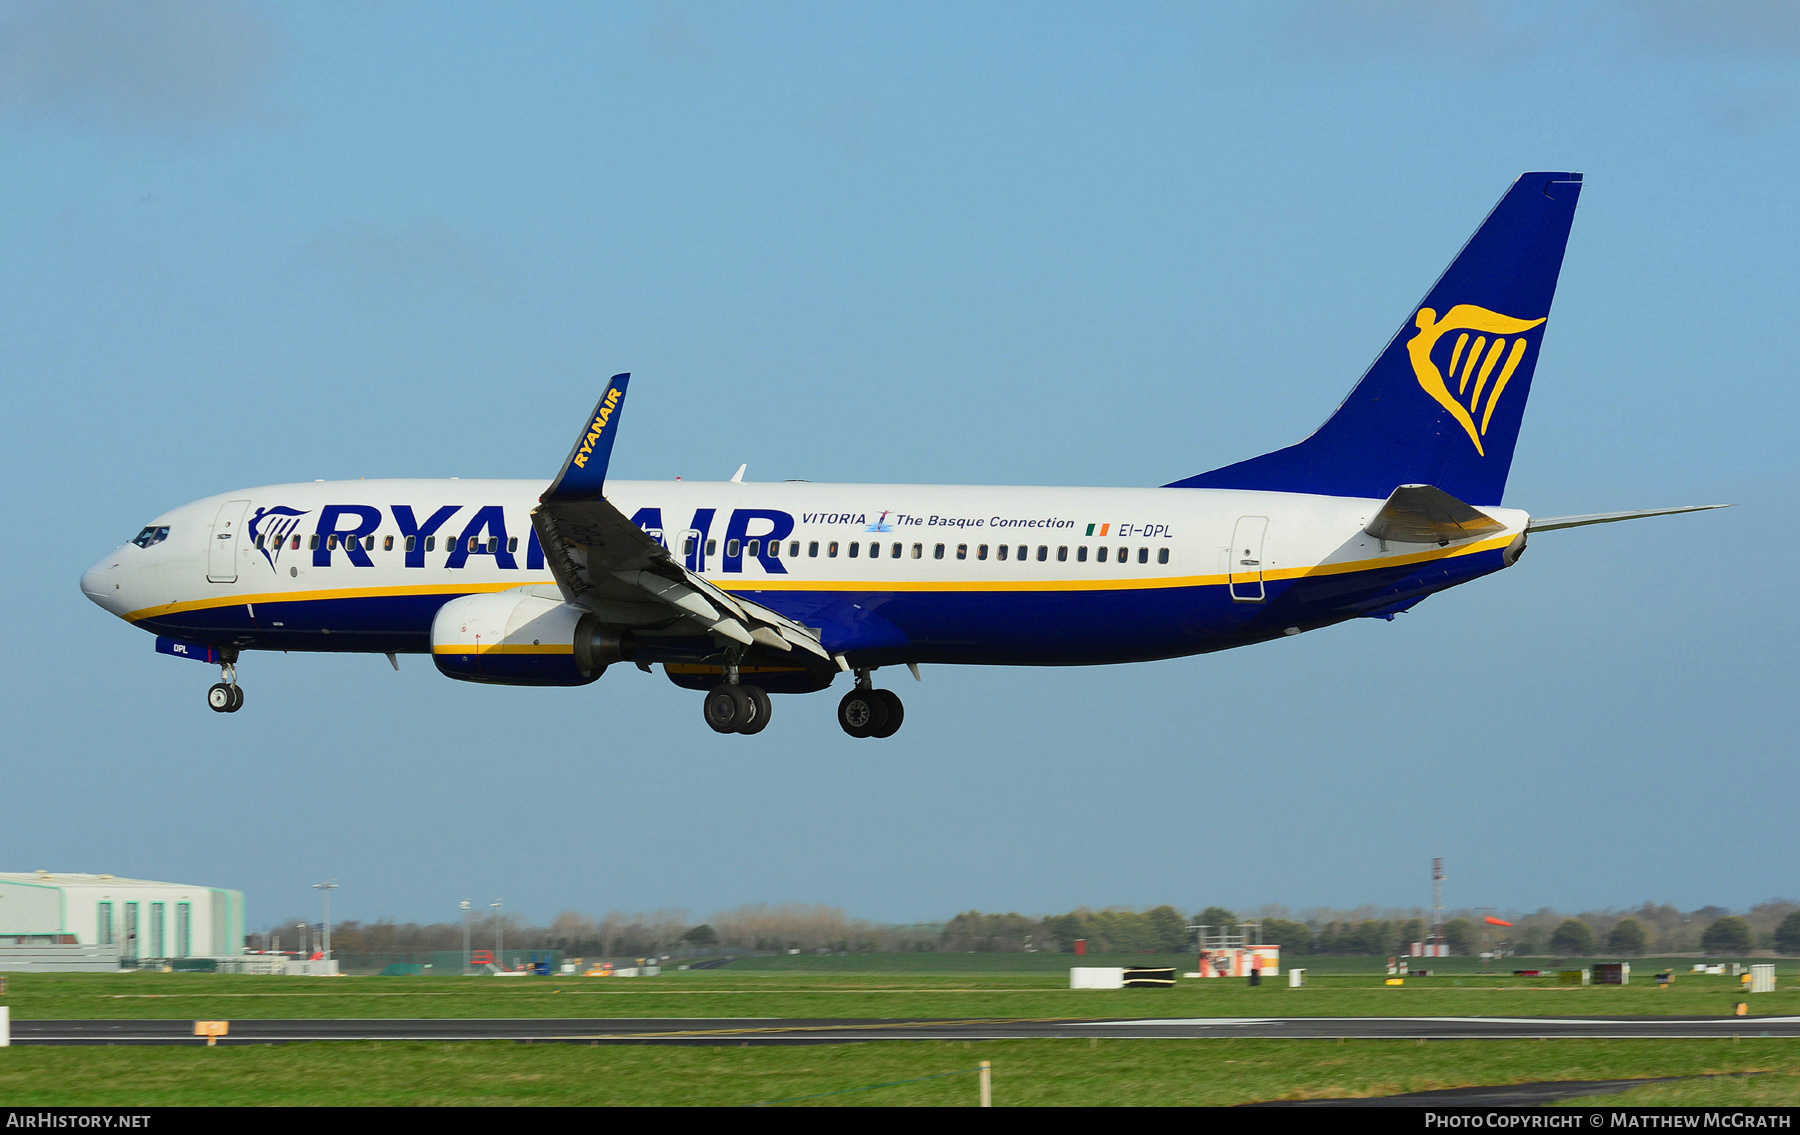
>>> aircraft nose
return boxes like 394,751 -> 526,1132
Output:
81,556 -> 125,615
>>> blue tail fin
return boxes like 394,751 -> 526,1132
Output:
1167,172 -> 1582,505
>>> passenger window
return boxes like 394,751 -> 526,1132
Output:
384,535 -> 394,552
727,539 -> 741,558
1036,545 -> 1047,562
893,542 -> 903,558
849,541 -> 860,558
1118,546 -> 1128,563
425,536 -> 435,552
1017,545 -> 1028,561
1057,546 -> 1068,562
406,536 -> 416,552
957,544 -> 968,560
788,541 -> 800,558
1077,546 -> 1088,562
1158,548 -> 1169,565
997,544 -> 1008,561
326,535 -> 338,550
933,543 -> 944,559
368,536 -> 377,551
828,541 -> 839,558
291,535 -> 301,551
682,536 -> 696,556
809,541 -> 820,557
469,537 -> 480,553
978,544 -> 989,560
1138,547 -> 1148,564
1096,546 -> 1107,563
747,539 -> 760,557
869,542 -> 881,559
508,537 -> 518,554
706,540 -> 717,557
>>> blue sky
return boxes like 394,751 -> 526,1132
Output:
3,1 -> 1795,931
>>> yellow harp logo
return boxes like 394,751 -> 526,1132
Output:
1407,305 -> 1545,456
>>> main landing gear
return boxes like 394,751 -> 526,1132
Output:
703,656 -> 770,735
207,656 -> 244,714
838,671 -> 903,739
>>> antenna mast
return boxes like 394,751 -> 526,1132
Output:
1430,857 -> 1446,950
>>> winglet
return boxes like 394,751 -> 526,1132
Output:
543,374 -> 630,502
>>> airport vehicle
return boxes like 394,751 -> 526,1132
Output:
80,172 -> 1720,736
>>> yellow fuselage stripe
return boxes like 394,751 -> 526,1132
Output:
432,643 -> 572,655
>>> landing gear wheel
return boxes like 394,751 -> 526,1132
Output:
704,684 -> 751,734
227,685 -> 244,712
738,685 -> 771,735
207,683 -> 234,713
837,688 -> 889,739
869,689 -> 903,738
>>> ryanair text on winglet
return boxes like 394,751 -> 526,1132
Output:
572,387 -> 623,469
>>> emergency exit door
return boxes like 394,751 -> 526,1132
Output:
207,499 -> 251,583
1228,516 -> 1269,602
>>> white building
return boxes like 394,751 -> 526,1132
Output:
0,872 -> 245,960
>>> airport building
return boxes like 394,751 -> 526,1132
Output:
0,872 -> 245,968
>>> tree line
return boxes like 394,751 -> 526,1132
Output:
942,901 -> 1800,956
254,899 -> 1800,960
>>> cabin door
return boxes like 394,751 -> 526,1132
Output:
207,499 -> 252,583
1228,516 -> 1269,602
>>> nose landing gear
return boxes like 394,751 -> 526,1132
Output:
207,657 -> 243,713
838,670 -> 903,738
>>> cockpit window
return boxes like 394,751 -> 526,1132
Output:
130,526 -> 170,549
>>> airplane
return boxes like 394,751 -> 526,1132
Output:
81,171 -> 1723,737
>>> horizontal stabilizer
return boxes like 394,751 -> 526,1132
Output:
1527,504 -> 1731,532
1365,484 -> 1507,546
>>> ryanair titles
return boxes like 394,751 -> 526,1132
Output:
254,501 -> 1170,578
571,386 -> 623,469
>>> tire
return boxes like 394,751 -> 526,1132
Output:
738,686 -> 771,735
207,683 -> 233,713
227,686 -> 244,713
837,689 -> 888,739
869,689 -> 903,738
704,684 -> 749,734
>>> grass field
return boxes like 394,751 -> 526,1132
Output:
0,1039 -> 1797,1106
4,957 -> 1792,1022
3,959 -> 1794,1106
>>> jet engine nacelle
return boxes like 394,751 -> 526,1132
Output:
431,591 -> 633,687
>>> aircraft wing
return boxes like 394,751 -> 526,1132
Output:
531,375 -> 832,662
1527,504 -> 1731,532
1364,484 -> 1508,546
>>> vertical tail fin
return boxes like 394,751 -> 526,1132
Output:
1168,172 -> 1582,505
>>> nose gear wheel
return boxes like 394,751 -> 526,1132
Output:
208,660 -> 243,713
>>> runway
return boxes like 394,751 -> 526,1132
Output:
14,1015 -> 1800,1045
